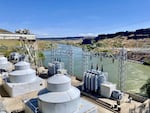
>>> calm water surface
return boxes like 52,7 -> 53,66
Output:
43,44 -> 150,93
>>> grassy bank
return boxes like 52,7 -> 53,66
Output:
0,39 -> 53,56
36,40 -> 54,50
54,37 -> 150,50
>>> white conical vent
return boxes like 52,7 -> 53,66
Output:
38,74 -> 81,113
47,74 -> 71,92
9,61 -> 36,83
15,61 -> 30,70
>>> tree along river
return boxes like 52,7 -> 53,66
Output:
43,44 -> 150,93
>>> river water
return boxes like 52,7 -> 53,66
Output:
43,44 -> 150,93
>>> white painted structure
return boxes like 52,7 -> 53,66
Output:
3,61 -> 44,97
25,74 -> 97,113
0,57 -> 8,70
100,82 -> 116,98
0,34 -> 35,40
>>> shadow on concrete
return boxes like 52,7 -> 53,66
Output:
0,85 -> 9,97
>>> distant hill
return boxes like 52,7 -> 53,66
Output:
95,28 -> 150,41
38,36 -> 84,40
0,29 -> 13,34
82,28 -> 150,44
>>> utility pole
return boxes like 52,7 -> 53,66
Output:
118,47 -> 127,91
82,49 -> 89,74
50,44 -> 56,63
68,45 -> 74,76
50,44 -> 74,76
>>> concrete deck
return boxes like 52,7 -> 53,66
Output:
0,76 -> 149,113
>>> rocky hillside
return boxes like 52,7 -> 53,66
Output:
127,51 -> 150,65
95,28 -> 150,41
82,28 -> 150,44
0,29 -> 13,34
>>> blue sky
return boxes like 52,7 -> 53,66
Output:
0,0 -> 150,37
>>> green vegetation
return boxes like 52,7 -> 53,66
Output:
3,50 -> 14,57
140,78 -> 150,98
143,58 -> 150,65
86,44 -> 95,50
0,40 -> 20,57
36,51 -> 45,66
81,37 -> 150,52
96,42 -> 107,48
0,39 -> 53,56
37,40 -> 53,50
38,51 -> 45,59
143,61 -> 150,65
0,39 -> 20,47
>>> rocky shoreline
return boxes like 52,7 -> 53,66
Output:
127,51 -> 150,65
